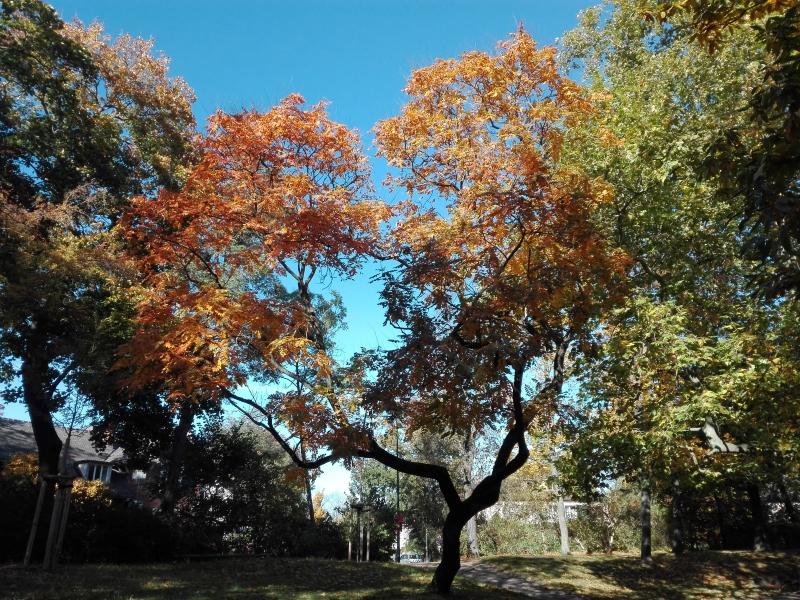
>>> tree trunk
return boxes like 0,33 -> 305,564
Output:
557,496 -> 570,555
300,442 -> 315,523
640,478 -> 652,563
357,510 -> 363,563
366,523 -> 370,562
671,477 -> 685,555
304,475 -> 315,523
429,473 -> 506,595
159,403 -> 195,514
462,427 -> 480,558
42,482 -> 66,570
430,512 -> 466,595
748,482 -> 768,551
778,480 -> 798,524
465,516 -> 479,557
22,353 -> 62,476
714,494 -> 728,549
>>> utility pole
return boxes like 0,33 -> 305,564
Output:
395,427 -> 401,563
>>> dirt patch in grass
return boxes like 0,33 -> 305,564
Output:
485,550 -> 800,599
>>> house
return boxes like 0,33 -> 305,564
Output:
0,417 -> 150,503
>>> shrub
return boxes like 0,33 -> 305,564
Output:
0,453 -> 176,564
478,513 -> 562,556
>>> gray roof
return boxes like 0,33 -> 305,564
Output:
0,418 -> 125,465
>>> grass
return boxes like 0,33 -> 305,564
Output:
4,551 -> 799,599
0,557 -> 524,600
485,550 -> 800,599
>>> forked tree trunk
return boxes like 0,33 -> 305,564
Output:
640,477 -> 652,563
429,476 -> 504,595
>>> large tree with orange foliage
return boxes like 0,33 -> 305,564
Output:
118,94 -> 390,465
120,31 -> 626,595
370,29 -> 627,592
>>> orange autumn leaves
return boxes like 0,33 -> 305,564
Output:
375,31 -> 627,344
118,31 -> 628,441
117,95 -> 388,400
371,31 -> 628,433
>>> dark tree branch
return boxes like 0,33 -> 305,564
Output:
360,437 -> 462,509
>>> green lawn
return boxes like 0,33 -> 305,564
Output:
0,557 -> 523,600
485,550 -> 800,599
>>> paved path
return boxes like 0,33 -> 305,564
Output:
415,561 -> 585,599
458,561 -> 585,599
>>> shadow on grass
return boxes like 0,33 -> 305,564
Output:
487,551 -> 800,599
0,557 -> 526,600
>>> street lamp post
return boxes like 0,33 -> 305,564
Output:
351,502 -> 364,562
351,502 -> 372,562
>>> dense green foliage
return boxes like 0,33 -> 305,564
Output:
555,0 -> 800,555
172,421 -> 345,558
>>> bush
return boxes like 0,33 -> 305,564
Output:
478,513 -> 562,555
64,495 -> 176,563
0,454 -> 39,562
569,486 -> 669,554
171,422 -> 347,559
0,453 -> 176,564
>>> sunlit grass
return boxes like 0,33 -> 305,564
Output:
485,550 -> 800,599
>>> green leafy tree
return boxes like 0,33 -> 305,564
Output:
653,0 -> 800,297
0,0 -> 195,475
559,0 -> 798,556
175,420 -> 344,557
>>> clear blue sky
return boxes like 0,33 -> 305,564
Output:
8,0 -> 597,499
46,0 -> 598,359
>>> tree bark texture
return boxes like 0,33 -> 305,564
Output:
671,477 -> 685,555
22,351 -> 62,476
159,403 -> 195,514
557,496 -> 570,555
